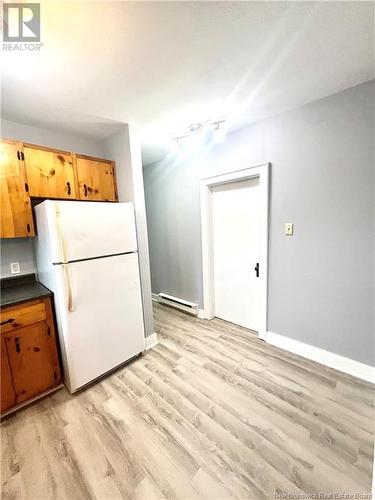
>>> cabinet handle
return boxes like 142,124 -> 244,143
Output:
15,337 -> 21,354
21,151 -> 25,161
66,182 -> 71,195
17,150 -> 20,160
1,318 -> 14,326
83,184 -> 88,197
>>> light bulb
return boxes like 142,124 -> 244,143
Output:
213,122 -> 226,143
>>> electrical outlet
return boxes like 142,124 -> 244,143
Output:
10,262 -> 21,274
285,223 -> 294,236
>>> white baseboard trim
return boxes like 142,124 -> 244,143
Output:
198,309 -> 206,319
145,332 -> 158,350
198,308 -> 214,320
266,331 -> 375,384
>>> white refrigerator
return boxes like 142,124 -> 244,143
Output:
34,200 -> 145,393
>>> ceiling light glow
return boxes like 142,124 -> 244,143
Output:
213,121 -> 226,143
172,118 -> 226,148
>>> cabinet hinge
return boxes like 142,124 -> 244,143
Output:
47,326 -> 51,336
24,182 -> 29,192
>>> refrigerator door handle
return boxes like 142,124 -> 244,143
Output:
56,206 -> 74,312
63,264 -> 74,312
55,206 -> 69,264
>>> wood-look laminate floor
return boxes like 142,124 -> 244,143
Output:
1,303 -> 374,499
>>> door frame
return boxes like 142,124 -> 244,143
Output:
200,163 -> 270,339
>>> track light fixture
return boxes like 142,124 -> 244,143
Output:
172,118 -> 226,145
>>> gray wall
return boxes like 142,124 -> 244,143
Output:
1,239 -> 36,278
103,125 -> 155,338
144,81 -> 375,366
0,119 -> 107,279
1,119 -> 106,157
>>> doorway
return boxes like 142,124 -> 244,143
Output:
200,163 -> 269,338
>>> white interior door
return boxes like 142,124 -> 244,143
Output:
54,253 -> 145,392
212,177 -> 261,331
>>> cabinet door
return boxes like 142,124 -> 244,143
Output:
1,335 -> 16,413
23,144 -> 77,199
76,156 -> 117,201
5,321 -> 61,404
0,140 -> 35,238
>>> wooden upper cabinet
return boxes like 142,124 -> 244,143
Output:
23,144 -> 77,199
0,140 -> 35,238
76,155 -> 117,202
0,138 -> 118,239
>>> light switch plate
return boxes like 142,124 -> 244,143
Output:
10,262 -> 21,274
285,223 -> 294,236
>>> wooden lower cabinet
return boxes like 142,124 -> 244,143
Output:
1,336 -> 16,413
0,297 -> 61,415
5,321 -> 60,404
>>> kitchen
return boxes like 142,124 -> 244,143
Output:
0,120 -> 156,415
1,1 -> 374,498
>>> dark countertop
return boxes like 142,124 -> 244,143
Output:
1,274 -> 52,308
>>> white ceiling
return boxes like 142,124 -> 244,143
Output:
1,1 -> 374,165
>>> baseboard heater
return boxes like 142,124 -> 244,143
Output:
154,292 -> 199,316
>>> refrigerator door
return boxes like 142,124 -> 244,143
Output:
50,201 -> 137,263
53,252 -> 145,392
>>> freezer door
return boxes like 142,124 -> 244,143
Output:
53,201 -> 137,262
54,253 -> 145,392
